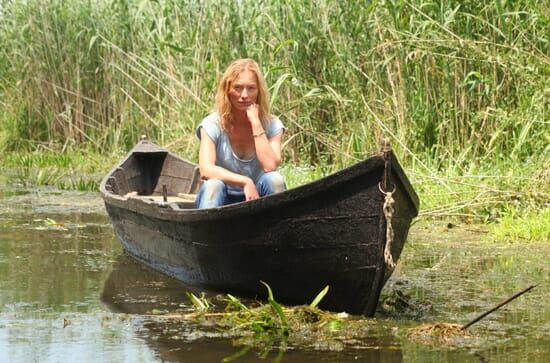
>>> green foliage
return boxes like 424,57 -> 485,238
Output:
279,164 -> 327,189
186,292 -> 212,312
1,150 -> 114,191
57,178 -> 99,192
0,0 -> 548,165
490,208 -> 550,242
260,281 -> 288,332
197,283 -> 348,357
309,285 -> 329,309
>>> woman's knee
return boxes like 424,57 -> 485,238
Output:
258,171 -> 286,196
202,179 -> 226,196
196,179 -> 227,208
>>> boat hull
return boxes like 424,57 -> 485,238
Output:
101,140 -> 419,314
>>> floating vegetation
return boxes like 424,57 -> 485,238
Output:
186,292 -> 212,313
168,284 -> 368,356
32,217 -> 68,231
409,323 -> 471,346
409,284 -> 537,347
378,282 -> 434,318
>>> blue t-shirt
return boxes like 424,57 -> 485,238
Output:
196,113 -> 285,195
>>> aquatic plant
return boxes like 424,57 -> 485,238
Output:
182,283 -> 353,356
186,292 -> 212,313
409,323 -> 471,346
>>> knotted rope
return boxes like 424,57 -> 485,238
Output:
379,183 -> 396,269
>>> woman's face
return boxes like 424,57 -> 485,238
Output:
229,70 -> 258,111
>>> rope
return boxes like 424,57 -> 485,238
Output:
379,183 -> 396,269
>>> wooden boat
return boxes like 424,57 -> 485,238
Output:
100,139 -> 419,316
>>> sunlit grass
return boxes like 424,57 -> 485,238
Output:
2,150 -> 116,191
490,209 -> 550,242
1,0 -> 548,167
3,150 -> 116,173
279,164 -> 327,190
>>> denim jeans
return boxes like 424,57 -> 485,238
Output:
195,171 -> 286,209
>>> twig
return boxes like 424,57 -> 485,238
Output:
462,284 -> 537,330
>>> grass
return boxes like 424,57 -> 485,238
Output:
490,208 -> 550,242
1,145 -> 548,241
1,150 -> 119,191
0,0 -> 548,164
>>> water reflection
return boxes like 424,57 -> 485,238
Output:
101,254 -> 404,362
0,186 -> 159,362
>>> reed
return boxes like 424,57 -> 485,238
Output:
0,0 -> 548,218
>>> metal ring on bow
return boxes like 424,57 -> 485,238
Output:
378,182 -> 396,194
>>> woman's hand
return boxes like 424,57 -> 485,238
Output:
246,104 -> 260,125
243,178 -> 259,201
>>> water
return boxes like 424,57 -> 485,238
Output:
0,183 -> 548,362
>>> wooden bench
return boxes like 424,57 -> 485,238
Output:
125,191 -> 196,203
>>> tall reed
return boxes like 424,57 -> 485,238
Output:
0,0 -> 548,171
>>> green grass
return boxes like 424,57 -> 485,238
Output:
2,150 -> 118,191
183,283 -> 339,360
490,209 -> 550,242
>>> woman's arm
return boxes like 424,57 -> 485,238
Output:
247,105 -> 282,172
198,128 -> 260,200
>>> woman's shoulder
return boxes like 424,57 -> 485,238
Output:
266,115 -> 285,136
197,112 -> 223,140
201,112 -> 221,125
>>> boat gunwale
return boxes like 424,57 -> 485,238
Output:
100,141 -> 419,222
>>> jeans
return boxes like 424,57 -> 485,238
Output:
195,171 -> 286,209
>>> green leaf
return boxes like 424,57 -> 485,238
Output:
226,294 -> 249,312
260,281 -> 287,327
309,285 -> 329,308
260,280 -> 274,301
88,35 -> 98,51
326,319 -> 343,332
186,292 -> 210,312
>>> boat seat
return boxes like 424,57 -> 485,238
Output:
124,191 -> 196,203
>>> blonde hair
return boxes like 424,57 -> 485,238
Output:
215,59 -> 271,132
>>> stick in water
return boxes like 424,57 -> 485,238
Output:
462,284 -> 537,330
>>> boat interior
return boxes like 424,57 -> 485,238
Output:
103,151 -> 201,209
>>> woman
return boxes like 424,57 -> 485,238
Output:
195,59 -> 286,209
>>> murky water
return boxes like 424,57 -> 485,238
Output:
0,182 -> 548,362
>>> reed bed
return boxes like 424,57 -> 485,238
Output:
0,0 -> 548,220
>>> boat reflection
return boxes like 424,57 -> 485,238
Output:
101,253 -> 403,362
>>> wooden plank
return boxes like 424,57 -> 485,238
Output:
124,192 -> 196,203
187,166 -> 202,193
161,156 -> 196,178
177,193 -> 197,201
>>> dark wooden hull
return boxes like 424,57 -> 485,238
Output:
100,140 -> 419,315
